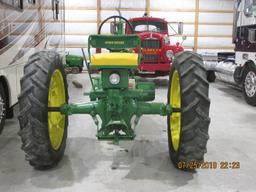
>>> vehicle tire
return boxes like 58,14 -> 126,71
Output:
6,107 -> 14,119
18,50 -> 68,170
0,83 -> 6,134
242,64 -> 256,106
167,51 -> 210,170
206,70 -> 216,83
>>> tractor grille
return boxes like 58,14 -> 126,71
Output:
142,38 -> 161,63
142,38 -> 161,49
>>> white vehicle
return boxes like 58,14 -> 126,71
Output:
205,0 -> 256,106
0,0 -> 65,133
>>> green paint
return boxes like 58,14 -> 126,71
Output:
88,35 -> 140,49
59,29 -> 174,143
65,54 -> 83,68
60,67 -> 172,142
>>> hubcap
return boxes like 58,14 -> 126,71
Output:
0,95 -> 5,123
48,69 -> 66,150
169,70 -> 181,151
244,71 -> 256,98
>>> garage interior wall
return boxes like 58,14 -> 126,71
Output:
65,0 -> 234,56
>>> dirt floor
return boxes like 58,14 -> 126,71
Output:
0,73 -> 256,192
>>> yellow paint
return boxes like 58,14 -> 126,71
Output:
169,70 -> 181,151
48,69 -> 66,150
91,53 -> 139,67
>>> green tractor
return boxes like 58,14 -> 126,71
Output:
18,16 -> 210,170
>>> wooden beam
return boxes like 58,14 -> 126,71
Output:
63,44 -> 234,50
15,19 -> 233,26
34,6 -> 234,14
198,22 -> 233,26
63,32 -> 232,38
96,0 -> 101,32
146,0 -> 150,15
194,0 -> 200,52
196,46 -> 235,50
151,8 -> 233,13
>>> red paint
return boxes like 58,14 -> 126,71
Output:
126,16 -> 184,76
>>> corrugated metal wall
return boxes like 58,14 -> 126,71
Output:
65,0 -> 234,56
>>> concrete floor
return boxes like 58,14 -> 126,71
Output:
0,73 -> 256,192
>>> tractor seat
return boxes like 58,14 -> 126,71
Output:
91,53 -> 139,69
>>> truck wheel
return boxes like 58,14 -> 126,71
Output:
0,83 -> 6,134
243,65 -> 256,106
167,51 -> 210,170
18,51 -> 68,170
206,70 -> 216,83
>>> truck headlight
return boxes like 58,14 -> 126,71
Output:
109,73 -> 120,85
166,50 -> 174,60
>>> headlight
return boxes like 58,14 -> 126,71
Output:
166,50 -> 174,60
109,73 -> 120,85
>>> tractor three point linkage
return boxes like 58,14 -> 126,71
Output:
18,16 -> 210,170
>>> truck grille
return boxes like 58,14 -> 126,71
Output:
142,38 -> 161,63
142,38 -> 161,49
143,54 -> 159,62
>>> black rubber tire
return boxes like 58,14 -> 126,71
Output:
167,51 -> 210,170
206,70 -> 216,83
18,51 -> 68,170
6,107 -> 14,119
0,83 -> 7,134
242,64 -> 256,106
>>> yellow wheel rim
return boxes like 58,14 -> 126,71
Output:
169,70 -> 181,151
48,69 -> 66,150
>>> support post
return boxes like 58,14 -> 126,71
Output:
97,0 -> 101,31
146,0 -> 150,16
194,0 -> 200,52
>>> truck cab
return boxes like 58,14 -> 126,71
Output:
126,16 -> 184,76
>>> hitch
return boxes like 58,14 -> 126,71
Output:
60,101 -> 173,143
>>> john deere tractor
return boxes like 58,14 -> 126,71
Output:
18,16 -> 210,170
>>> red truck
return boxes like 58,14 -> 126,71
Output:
126,16 -> 184,76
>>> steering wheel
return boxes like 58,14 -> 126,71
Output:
98,15 -> 134,35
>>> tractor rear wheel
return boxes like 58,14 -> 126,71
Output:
167,51 -> 210,170
18,51 -> 68,170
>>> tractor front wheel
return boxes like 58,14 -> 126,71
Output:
18,51 -> 68,170
167,51 -> 210,170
